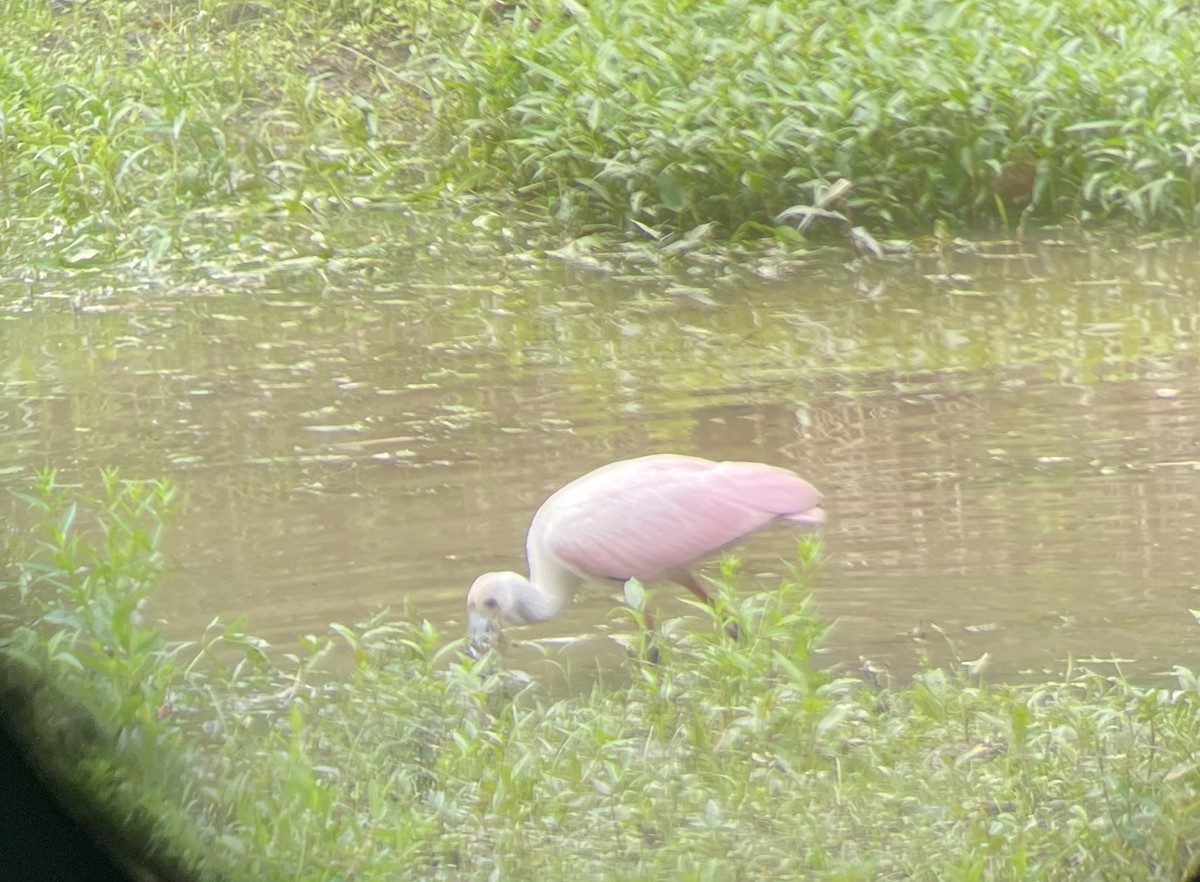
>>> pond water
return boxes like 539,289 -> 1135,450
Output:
3,228 -> 1199,681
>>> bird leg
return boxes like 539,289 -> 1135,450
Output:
640,607 -> 660,665
680,573 -> 740,640
621,584 -> 661,663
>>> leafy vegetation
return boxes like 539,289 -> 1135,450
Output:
420,0 -> 1200,237
0,0 -> 454,269
3,0 -> 1200,273
3,474 -> 1200,881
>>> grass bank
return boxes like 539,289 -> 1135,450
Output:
3,472 -> 1200,881
423,0 -> 1200,237
3,0 -> 1200,273
0,0 -> 454,270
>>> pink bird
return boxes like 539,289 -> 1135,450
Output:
466,454 -> 825,652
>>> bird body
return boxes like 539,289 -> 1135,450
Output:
466,454 -> 824,649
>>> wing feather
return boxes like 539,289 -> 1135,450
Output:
533,455 -> 822,583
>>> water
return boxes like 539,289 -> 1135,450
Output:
3,232 -> 1200,680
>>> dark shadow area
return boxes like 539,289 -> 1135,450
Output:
0,717 -> 142,882
0,661 -> 200,882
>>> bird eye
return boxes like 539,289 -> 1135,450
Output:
484,597 -> 499,610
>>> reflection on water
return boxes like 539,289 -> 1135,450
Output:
3,235 -> 1200,679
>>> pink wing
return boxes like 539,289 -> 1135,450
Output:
537,455 -> 823,583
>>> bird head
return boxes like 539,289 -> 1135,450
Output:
465,571 -> 522,655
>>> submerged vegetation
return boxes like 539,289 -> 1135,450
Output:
2,0 -> 1200,272
3,474 -> 1200,881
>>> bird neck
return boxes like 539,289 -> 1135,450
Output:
512,573 -> 572,623
515,553 -> 578,623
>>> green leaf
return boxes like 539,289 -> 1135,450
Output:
623,578 -> 646,611
658,170 -> 686,212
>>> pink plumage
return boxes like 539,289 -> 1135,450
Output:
537,455 -> 823,583
465,453 -> 824,650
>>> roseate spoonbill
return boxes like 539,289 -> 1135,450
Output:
466,454 -> 824,652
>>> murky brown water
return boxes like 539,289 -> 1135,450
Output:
3,233 -> 1200,680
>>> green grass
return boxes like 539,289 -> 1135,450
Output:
3,472 -> 1200,881
0,0 -> 452,269
4,0 -> 1200,274
417,0 -> 1200,237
